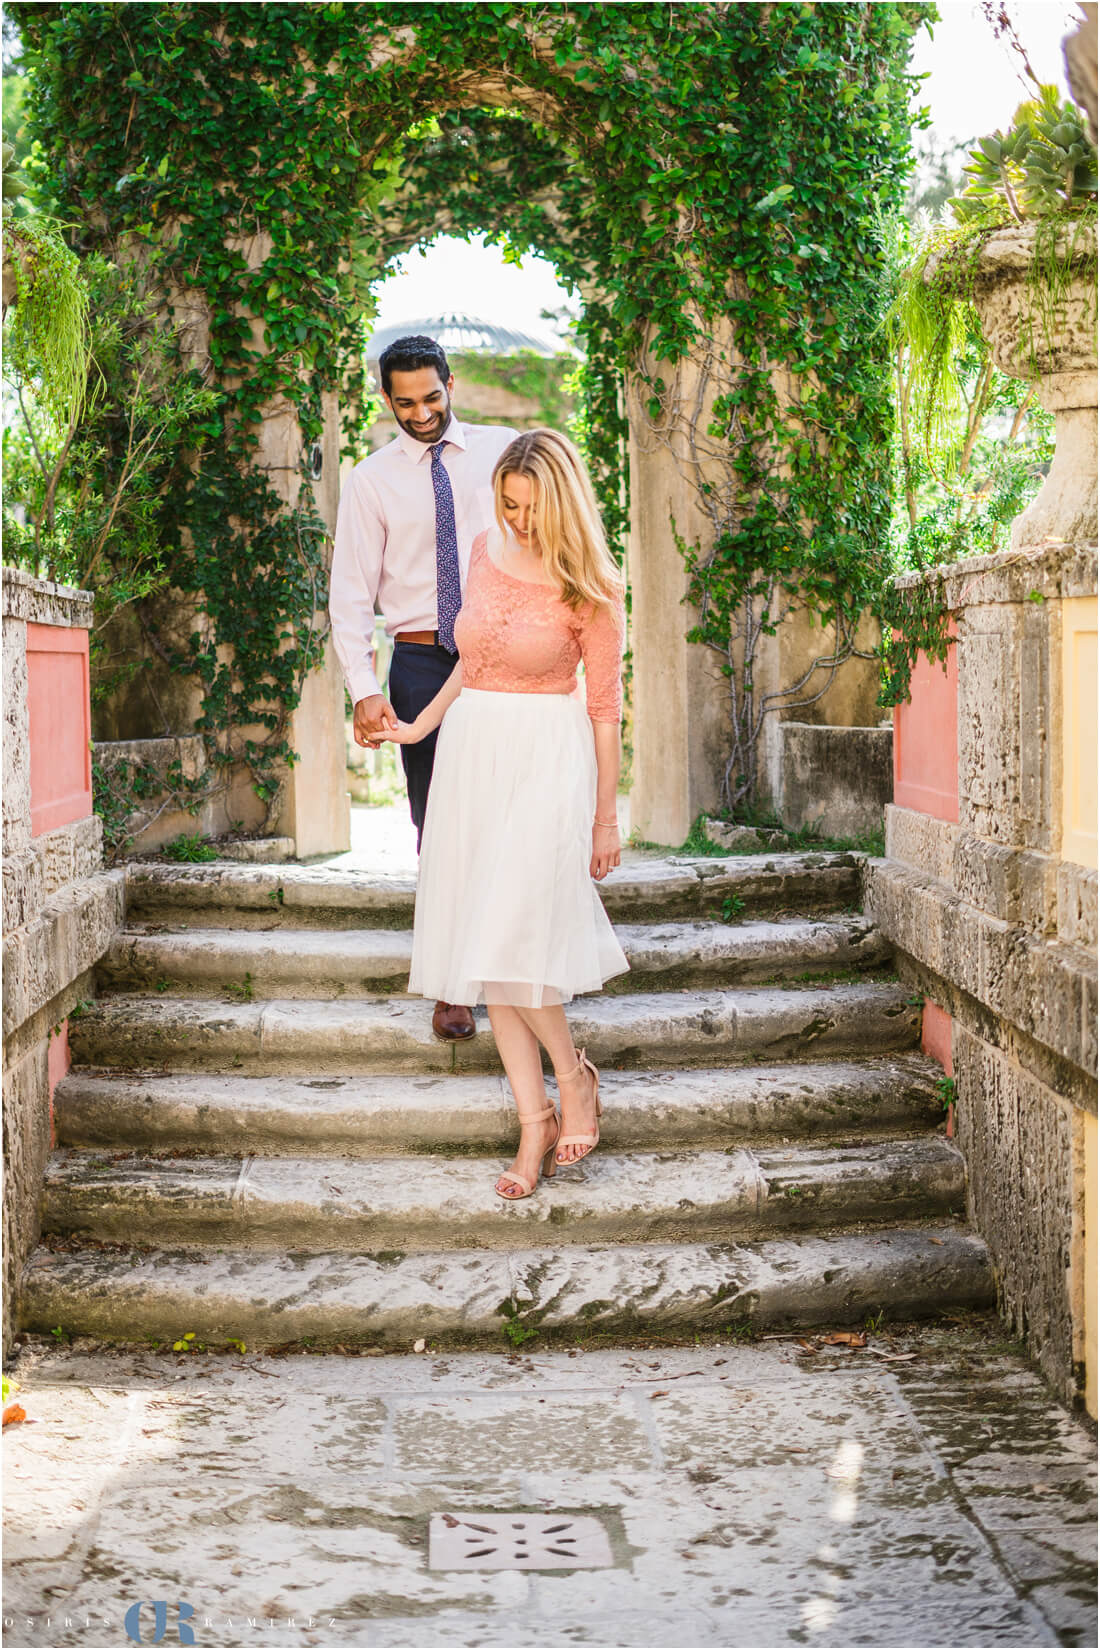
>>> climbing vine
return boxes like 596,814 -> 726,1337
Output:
10,1 -> 928,824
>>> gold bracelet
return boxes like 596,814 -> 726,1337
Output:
594,816 -> 619,827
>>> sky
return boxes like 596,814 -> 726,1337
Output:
370,0 -> 1084,345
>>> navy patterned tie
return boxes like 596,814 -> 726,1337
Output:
430,442 -> 461,653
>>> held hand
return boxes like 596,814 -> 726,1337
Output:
353,693 -> 398,750
376,718 -> 425,746
590,820 -> 621,881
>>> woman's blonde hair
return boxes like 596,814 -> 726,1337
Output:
492,429 -> 624,610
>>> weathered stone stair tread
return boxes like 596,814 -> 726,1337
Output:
41,1136 -> 966,1250
69,982 -> 921,1074
99,916 -> 890,998
19,1225 -> 993,1347
122,851 -> 861,928
54,1056 -> 944,1155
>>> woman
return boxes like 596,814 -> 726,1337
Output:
382,428 -> 629,1199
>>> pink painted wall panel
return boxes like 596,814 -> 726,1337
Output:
893,624 -> 959,822
920,1000 -> 953,1074
27,622 -> 92,837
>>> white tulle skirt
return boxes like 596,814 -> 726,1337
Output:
408,688 -> 629,1008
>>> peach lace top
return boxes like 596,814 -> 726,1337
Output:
454,531 -> 625,723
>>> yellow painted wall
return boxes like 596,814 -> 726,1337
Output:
1085,1110 -> 1097,1420
1061,593 -> 1097,1417
1062,595 -> 1098,870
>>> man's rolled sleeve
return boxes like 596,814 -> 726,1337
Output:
329,469 -> 386,704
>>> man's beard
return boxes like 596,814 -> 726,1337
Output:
393,397 -> 452,444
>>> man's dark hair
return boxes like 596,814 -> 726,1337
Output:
378,334 -> 450,394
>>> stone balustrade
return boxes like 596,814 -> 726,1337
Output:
865,220 -> 1098,1413
2,567 -> 124,1352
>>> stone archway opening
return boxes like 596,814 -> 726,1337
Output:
301,94 -> 733,857
332,227 -> 599,832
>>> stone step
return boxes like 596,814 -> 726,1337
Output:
68,981 -> 921,1075
98,916 -> 892,1000
122,851 -> 862,930
19,1224 -> 994,1348
40,1137 -> 967,1252
54,1055 -> 944,1157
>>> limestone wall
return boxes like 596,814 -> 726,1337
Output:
2,568 -> 125,1354
866,216 -> 1097,1413
778,724 -> 893,841
866,549 -> 1097,1411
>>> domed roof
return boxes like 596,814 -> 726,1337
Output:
366,311 -> 560,360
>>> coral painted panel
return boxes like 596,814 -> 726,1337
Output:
893,625 -> 959,822
920,999 -> 953,1073
26,622 -> 92,836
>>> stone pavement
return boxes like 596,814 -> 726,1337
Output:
2,1317 -> 1095,1649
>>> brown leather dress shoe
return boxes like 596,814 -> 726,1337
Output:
432,1001 -> 476,1041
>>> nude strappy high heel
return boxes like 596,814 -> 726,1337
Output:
554,1048 -> 602,1165
494,1102 -> 561,1200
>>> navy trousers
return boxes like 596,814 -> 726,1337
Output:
386,640 -> 459,847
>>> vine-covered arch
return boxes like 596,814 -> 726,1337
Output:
11,0 -> 927,849
368,108 -> 629,554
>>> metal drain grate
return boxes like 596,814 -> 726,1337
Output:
429,1512 -> 613,1570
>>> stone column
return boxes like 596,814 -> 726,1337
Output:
227,242 -> 349,859
626,321 -> 886,843
249,379 -> 349,859
162,239 -> 350,858
626,370 -> 729,846
1063,3 -> 1098,144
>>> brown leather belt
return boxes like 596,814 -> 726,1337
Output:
395,630 -> 440,646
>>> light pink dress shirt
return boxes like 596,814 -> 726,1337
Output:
329,418 -> 518,704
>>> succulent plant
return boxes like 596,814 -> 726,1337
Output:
950,86 -> 1098,223
2,141 -> 28,217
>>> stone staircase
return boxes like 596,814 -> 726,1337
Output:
19,850 -> 994,1349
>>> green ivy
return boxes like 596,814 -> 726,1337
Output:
10,1 -> 930,815
3,211 -> 89,430
449,349 -> 576,440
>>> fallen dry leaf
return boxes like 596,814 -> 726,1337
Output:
651,1389 -> 669,1398
928,1236 -> 945,1246
3,1403 -> 26,1427
820,1331 -> 866,1348
866,1349 -> 917,1362
796,1339 -> 819,1354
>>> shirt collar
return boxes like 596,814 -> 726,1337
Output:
396,416 -> 466,464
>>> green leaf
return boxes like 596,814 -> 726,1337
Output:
754,183 -> 795,212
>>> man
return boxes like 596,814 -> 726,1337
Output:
329,334 -> 517,1042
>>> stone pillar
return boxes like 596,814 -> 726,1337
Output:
163,242 -> 351,859
252,381 -> 349,859
625,326 -> 886,843
626,363 -> 729,847
1063,2 -> 1098,144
